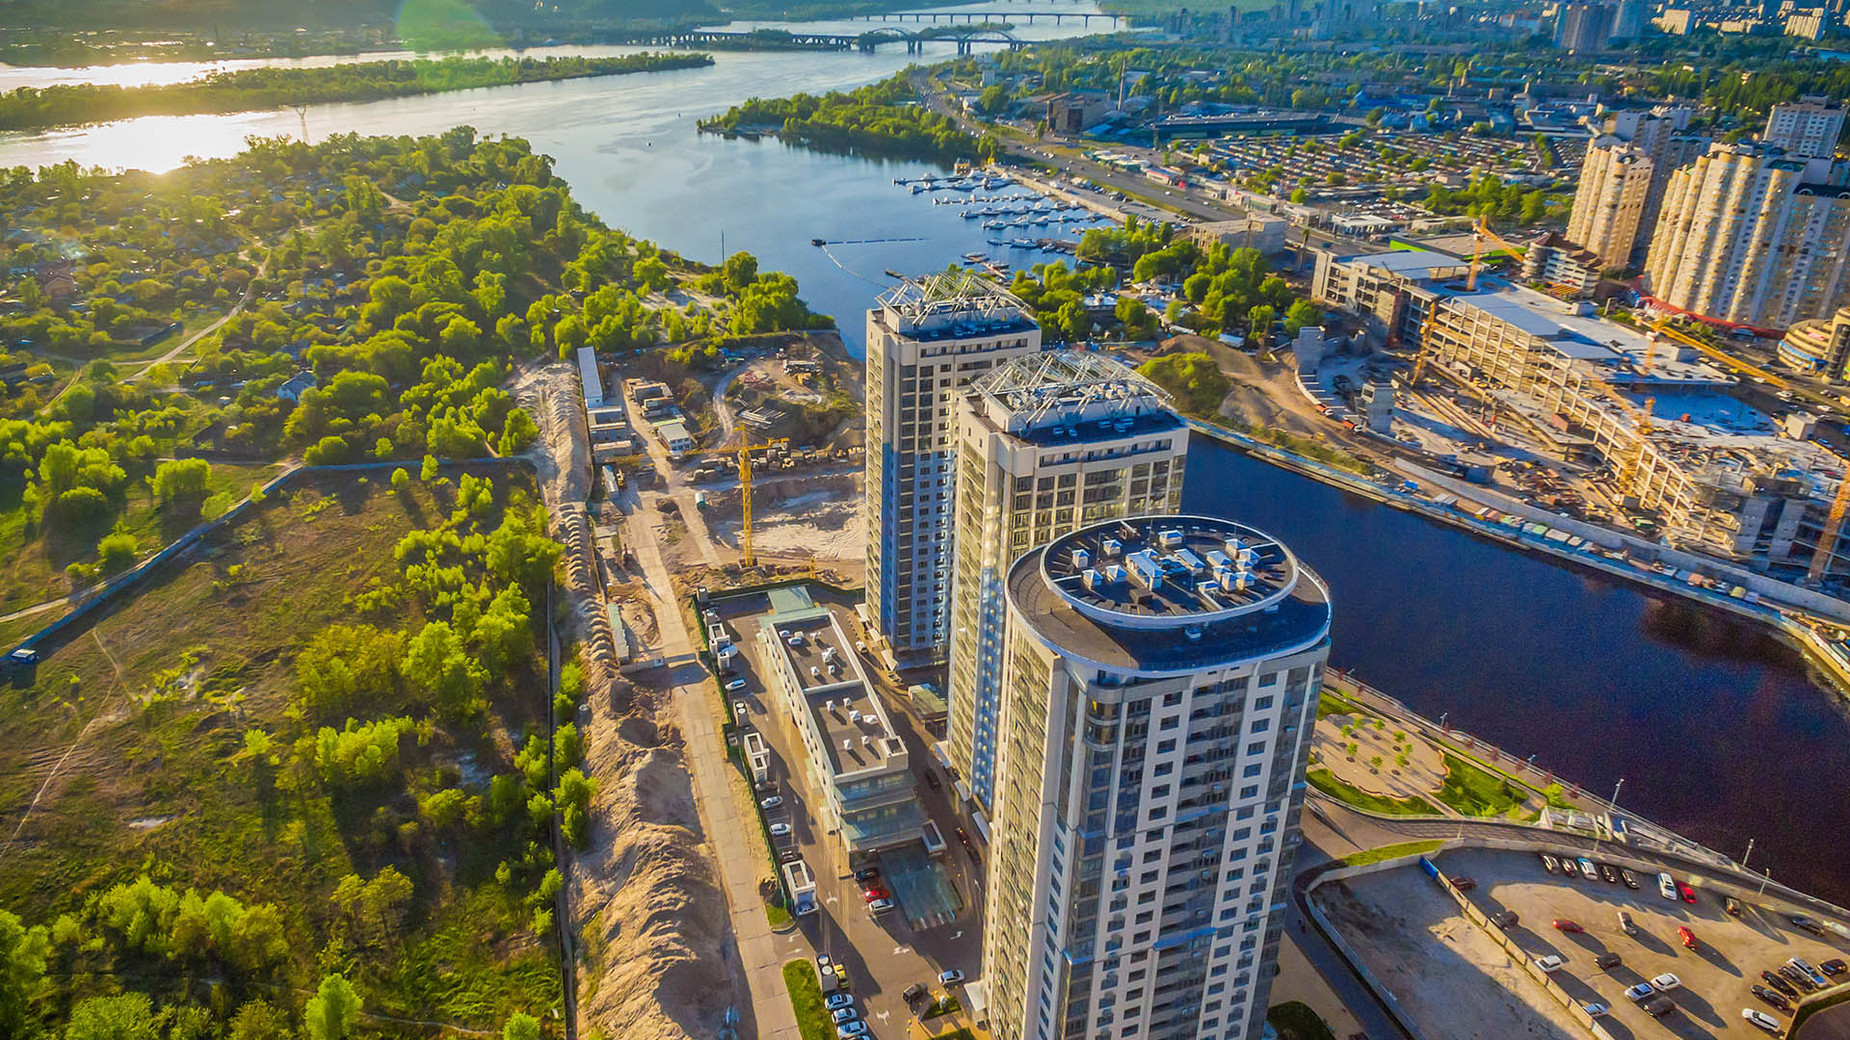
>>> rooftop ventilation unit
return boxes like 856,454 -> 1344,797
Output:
1196,581 -> 1221,602
1225,538 -> 1246,557
843,739 -> 853,751
1102,538 -> 1123,557
1073,548 -> 1091,570
825,699 -> 835,712
1219,570 -> 1249,593
849,710 -> 861,724
1104,563 -> 1127,583
1083,567 -> 1106,591
1127,550 -> 1164,590
1158,528 -> 1185,549
1174,548 -> 1205,573
1184,625 -> 1203,641
1206,549 -> 1232,572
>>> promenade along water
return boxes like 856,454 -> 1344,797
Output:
1184,436 -> 1850,906
3,6 -> 1846,902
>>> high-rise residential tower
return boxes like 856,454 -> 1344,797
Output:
983,516 -> 1332,1040
1566,107 -> 1707,268
865,273 -> 1040,658
1763,95 -> 1845,161
946,353 -> 1188,813
1644,143 -> 1850,328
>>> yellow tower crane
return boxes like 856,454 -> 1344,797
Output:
682,438 -> 790,569
1465,217 -> 1528,293
1809,448 -> 1850,586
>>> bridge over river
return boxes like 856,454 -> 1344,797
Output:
609,24 -> 1042,53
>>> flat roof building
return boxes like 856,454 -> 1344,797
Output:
947,352 -> 1187,813
983,516 -> 1332,1040
756,592 -> 923,857
577,346 -> 605,410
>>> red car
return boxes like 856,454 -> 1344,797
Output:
862,887 -> 889,904
1677,881 -> 1698,904
1678,926 -> 1698,951
1552,919 -> 1584,933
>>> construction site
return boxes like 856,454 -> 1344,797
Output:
1309,243 -> 1850,588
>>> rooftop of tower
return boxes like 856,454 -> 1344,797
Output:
1006,515 -> 1331,673
969,351 -> 1182,445
874,269 -> 1037,339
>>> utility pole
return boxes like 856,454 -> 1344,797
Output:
1610,777 -> 1624,807
1742,837 -> 1755,871
1759,867 -> 1772,896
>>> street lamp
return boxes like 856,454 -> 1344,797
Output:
1611,777 -> 1624,807
1742,837 -> 1755,871
1759,867 -> 1773,896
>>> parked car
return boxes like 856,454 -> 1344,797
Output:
769,823 -> 792,837
1644,997 -> 1678,1018
956,828 -> 974,848
1726,896 -> 1742,917
1618,911 -> 1637,935
1678,880 -> 1698,904
1792,914 -> 1828,936
1823,958 -> 1847,977
1790,956 -> 1825,985
1599,863 -> 1620,884
939,970 -> 966,985
1624,982 -> 1656,1001
1535,955 -> 1566,973
924,771 -> 943,790
1652,973 -> 1682,992
1752,985 -> 1791,1012
725,678 -> 748,691
1742,1008 -> 1782,1033
1596,952 -> 1622,970
868,897 -> 895,914
1678,926 -> 1699,951
1658,872 -> 1678,900
1552,919 -> 1584,933
1577,857 -> 1599,881
836,1023 -> 867,1039
1540,853 -> 1558,874
1491,910 -> 1520,928
1619,868 -> 1640,890
759,796 -> 783,809
902,983 -> 928,1003
1582,1001 -> 1610,1018
1762,971 -> 1798,997
853,867 -> 880,882
825,994 -> 854,1011
862,887 -> 889,903
779,848 -> 802,864
831,1008 -> 859,1025
1451,876 -> 1477,891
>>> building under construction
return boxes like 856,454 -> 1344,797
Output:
1313,247 -> 1850,580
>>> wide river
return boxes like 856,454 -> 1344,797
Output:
3,7 -> 1847,903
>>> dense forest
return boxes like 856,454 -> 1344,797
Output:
703,73 -> 995,162
0,54 -> 712,132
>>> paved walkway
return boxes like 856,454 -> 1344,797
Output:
624,488 -> 804,1040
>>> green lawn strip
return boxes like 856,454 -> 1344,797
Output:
922,994 -> 962,1020
767,902 -> 794,929
1267,1000 -> 1337,1040
784,959 -> 834,1040
1316,687 -> 1363,718
1435,752 -> 1527,817
1307,767 -> 1438,816
1337,839 -> 1445,869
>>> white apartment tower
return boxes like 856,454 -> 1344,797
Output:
865,272 -> 1040,657
947,353 -> 1188,813
983,516 -> 1332,1040
1763,96 -> 1844,161
1644,143 -> 1850,328
1565,107 -> 1706,268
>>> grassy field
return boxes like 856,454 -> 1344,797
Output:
1435,753 -> 1527,818
1336,839 -> 1445,869
1307,767 -> 1439,816
0,470 -> 560,1032
0,459 -> 281,620
783,959 -> 832,1040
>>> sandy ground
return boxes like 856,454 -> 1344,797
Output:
1316,866 -> 1581,1040
513,360 -> 737,1040
705,472 -> 864,564
1312,710 -> 1448,802
1158,334 -> 1329,437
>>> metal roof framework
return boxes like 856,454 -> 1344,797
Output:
876,269 -> 1029,327
971,350 -> 1172,433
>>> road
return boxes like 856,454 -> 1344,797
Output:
621,388 -> 726,568
712,364 -> 746,446
621,486 -> 804,1040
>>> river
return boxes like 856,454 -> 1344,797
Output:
2,6 -> 1846,903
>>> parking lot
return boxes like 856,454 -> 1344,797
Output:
706,588 -> 985,1038
1321,846 -> 1850,1040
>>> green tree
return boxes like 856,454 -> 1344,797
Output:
1136,353 -> 1229,415
304,974 -> 362,1040
227,999 -> 292,1040
504,1013 -> 543,1040
1247,304 -> 1278,347
150,458 -> 212,513
1283,300 -> 1323,338
0,910 -> 49,1037
96,530 -> 139,575
391,467 -> 410,491
404,620 -> 484,718
64,994 -> 157,1040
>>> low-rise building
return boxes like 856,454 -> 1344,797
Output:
1521,232 -> 1604,298
654,419 -> 695,456
756,592 -> 924,860
1777,306 -> 1850,378
577,346 -> 605,410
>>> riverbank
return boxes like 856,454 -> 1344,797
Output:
1183,416 -> 1850,692
0,52 -> 713,131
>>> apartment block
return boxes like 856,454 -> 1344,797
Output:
1644,143 -> 1850,329
1763,95 -> 1844,161
982,516 -> 1332,1040
1565,107 -> 1706,268
947,352 -> 1188,814
865,272 -> 1040,657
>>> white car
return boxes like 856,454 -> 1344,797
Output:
760,796 -> 783,809
1742,1008 -> 1781,1033
836,1023 -> 866,1039
769,822 -> 792,837
1658,872 -> 1677,900
830,1008 -> 859,1024
725,678 -> 748,692
939,969 -> 965,985
1535,955 -> 1566,973
824,994 -> 854,1011
1651,973 -> 1682,992
868,897 -> 895,914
